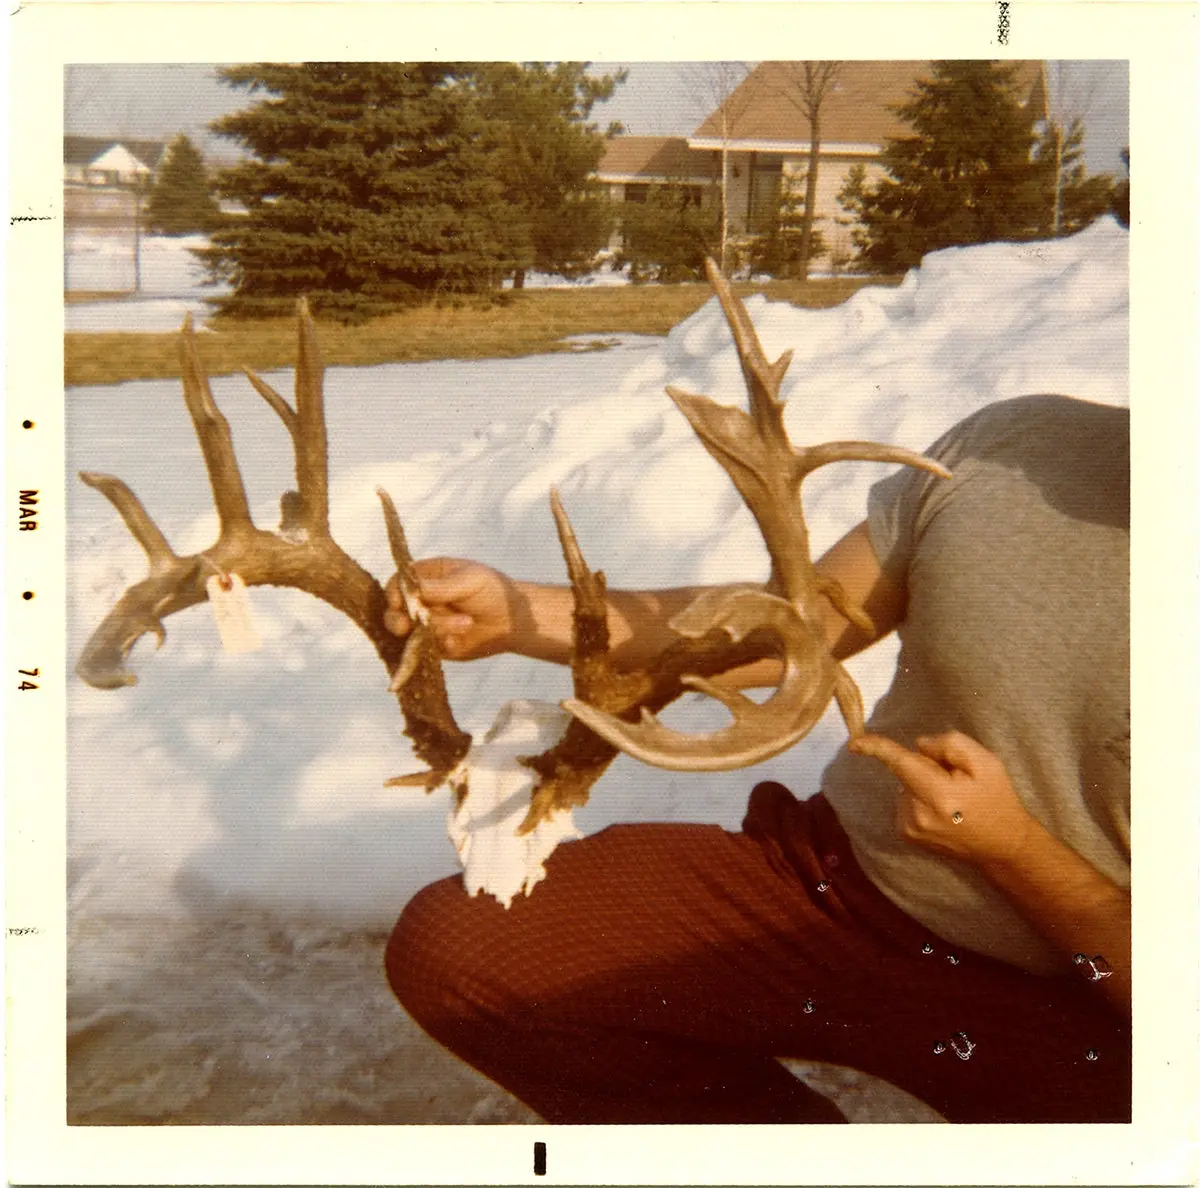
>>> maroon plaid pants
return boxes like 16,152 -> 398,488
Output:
386,783 -> 1129,1124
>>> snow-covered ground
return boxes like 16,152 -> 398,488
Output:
65,219 -> 1129,1124
64,229 -> 637,331
65,230 -> 228,331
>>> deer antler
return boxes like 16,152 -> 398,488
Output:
79,272 -> 949,865
76,303 -> 471,782
553,259 -> 950,775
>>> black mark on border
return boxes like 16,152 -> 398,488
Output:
533,1141 -> 547,1176
997,0 -> 1010,44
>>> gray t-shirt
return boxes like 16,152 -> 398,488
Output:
821,394 -> 1130,975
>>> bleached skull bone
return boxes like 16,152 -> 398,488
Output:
447,700 -> 582,909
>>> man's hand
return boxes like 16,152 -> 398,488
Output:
384,558 -> 517,660
379,519 -> 901,675
848,730 -> 1037,866
850,728 -> 1131,1016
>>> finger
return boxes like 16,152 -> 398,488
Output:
849,733 -> 948,798
439,632 -> 469,660
915,731 -> 991,774
429,610 -> 475,636
417,570 -> 481,607
383,572 -> 404,611
415,556 -> 460,580
383,607 -> 413,637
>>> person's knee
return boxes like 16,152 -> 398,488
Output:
385,874 -> 534,1046
385,877 -> 465,1019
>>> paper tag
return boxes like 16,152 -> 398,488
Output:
205,573 -> 262,653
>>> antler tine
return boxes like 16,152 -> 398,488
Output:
377,487 -> 473,782
79,472 -> 179,576
517,489 -> 637,833
703,257 -> 793,439
801,440 -> 953,481
293,299 -> 331,538
242,367 -> 299,436
179,314 -> 253,534
547,486 -> 614,684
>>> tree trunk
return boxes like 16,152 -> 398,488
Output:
512,268 -> 526,290
798,115 -> 821,282
719,145 -> 730,274
1051,123 -> 1063,236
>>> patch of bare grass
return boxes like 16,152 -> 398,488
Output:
65,278 -> 900,387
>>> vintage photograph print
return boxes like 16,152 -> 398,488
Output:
61,56 -> 1137,1132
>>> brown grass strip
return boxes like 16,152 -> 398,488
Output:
65,278 -> 900,387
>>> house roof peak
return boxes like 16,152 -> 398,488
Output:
692,60 -> 1046,149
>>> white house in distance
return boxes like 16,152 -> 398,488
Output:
596,61 -> 1047,268
64,136 -> 163,188
64,135 -> 167,228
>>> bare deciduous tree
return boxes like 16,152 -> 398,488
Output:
773,61 -> 843,280
682,63 -> 758,273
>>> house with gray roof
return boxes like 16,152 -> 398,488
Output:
64,135 -> 168,227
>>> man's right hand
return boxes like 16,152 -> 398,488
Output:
384,558 -> 517,660
380,519 -> 899,675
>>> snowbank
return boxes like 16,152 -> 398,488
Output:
65,230 -> 223,295
65,230 -> 229,331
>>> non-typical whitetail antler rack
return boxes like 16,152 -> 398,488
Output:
77,261 -> 948,836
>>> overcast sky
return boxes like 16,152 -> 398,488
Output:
64,61 -> 1130,175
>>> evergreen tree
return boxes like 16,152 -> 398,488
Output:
616,184 -> 720,283
145,134 -> 223,235
1110,148 -> 1130,227
200,64 -> 522,320
471,63 -> 624,286
748,182 -> 828,278
838,61 -> 1049,272
1036,115 -> 1116,236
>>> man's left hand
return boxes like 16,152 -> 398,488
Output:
848,731 -> 1036,866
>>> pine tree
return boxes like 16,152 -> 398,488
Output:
748,184 -> 828,279
1110,148 -> 1130,227
145,134 -> 223,235
1036,116 -> 1116,236
839,61 -> 1048,272
200,64 -> 522,320
471,63 -> 624,286
616,183 -> 720,283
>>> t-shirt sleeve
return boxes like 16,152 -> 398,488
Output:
865,404 -> 1006,583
